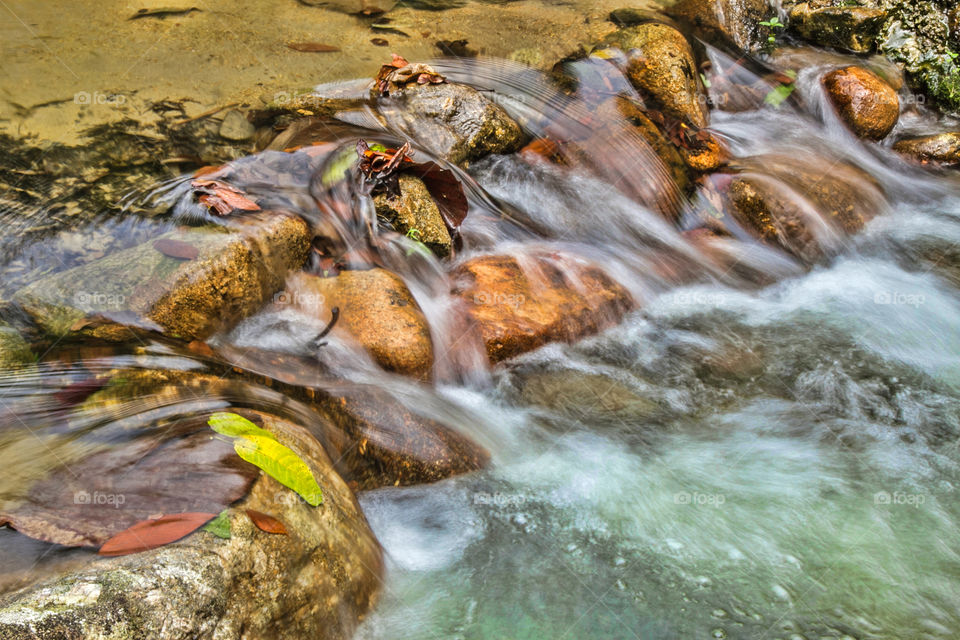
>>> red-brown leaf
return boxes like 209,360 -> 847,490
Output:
409,161 -> 469,230
153,238 -> 200,260
98,513 -> 216,556
192,179 -> 261,216
287,42 -> 340,53
246,509 -> 288,535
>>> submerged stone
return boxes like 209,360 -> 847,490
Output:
0,411 -> 383,640
14,214 -> 310,342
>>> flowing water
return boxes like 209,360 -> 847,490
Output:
2,4 -> 960,639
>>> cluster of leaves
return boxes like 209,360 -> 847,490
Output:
356,139 -> 469,245
374,54 -> 446,97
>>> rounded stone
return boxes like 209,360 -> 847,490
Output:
823,66 -> 900,140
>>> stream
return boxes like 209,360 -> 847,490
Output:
2,3 -> 960,639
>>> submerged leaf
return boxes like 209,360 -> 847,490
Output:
233,435 -> 323,506
99,512 -> 215,556
203,510 -> 232,539
246,509 -> 288,535
153,238 -> 200,261
208,411 -> 275,439
287,42 -> 341,53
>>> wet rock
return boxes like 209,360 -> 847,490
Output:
788,4 -> 887,53
380,82 -> 526,166
14,213 -> 310,342
599,96 -> 691,194
517,369 -> 661,423
218,110 -> 256,142
0,411 -> 383,640
0,325 -> 32,370
823,66 -> 900,140
721,154 -> 886,263
678,131 -> 727,172
892,132 -> 960,165
452,253 -> 635,363
665,0 -> 772,52
606,23 -> 709,128
373,174 -> 452,257
312,385 -> 489,490
290,269 -> 434,380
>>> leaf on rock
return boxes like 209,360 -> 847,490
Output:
374,54 -> 446,96
99,512 -> 216,556
246,509 -> 288,535
203,509 -> 232,539
233,435 -> 323,506
408,161 -> 469,231
191,179 -> 261,216
287,42 -> 341,53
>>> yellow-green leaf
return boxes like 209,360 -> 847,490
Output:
233,435 -> 323,506
208,412 -> 275,439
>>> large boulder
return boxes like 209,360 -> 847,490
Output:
0,411 -> 383,640
14,214 -> 310,342
606,23 -> 709,128
452,253 -> 635,363
379,83 -> 526,166
893,132 -> 960,165
823,66 -> 900,140
372,174 -> 452,257
290,269 -> 434,380
665,0 -> 773,52
788,3 -> 887,53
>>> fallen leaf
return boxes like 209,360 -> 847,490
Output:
408,161 -> 469,231
246,509 -> 288,535
99,512 -> 216,556
203,509 -> 232,539
129,6 -> 200,20
287,42 -> 340,53
234,435 -> 323,506
187,340 -> 215,358
209,411 -> 276,439
191,179 -> 261,216
153,238 -> 200,260
371,38 -> 389,47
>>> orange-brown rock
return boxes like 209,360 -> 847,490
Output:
893,132 -> 960,166
452,254 -> 635,363
823,66 -> 900,140
290,269 -> 434,380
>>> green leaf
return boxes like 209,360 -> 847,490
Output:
203,510 -> 232,539
764,83 -> 796,108
320,147 -> 359,187
208,412 -> 275,439
233,435 -> 323,506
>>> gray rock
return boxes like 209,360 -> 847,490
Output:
379,82 -> 526,166
0,411 -> 383,640
14,213 -> 310,341
218,110 -> 256,142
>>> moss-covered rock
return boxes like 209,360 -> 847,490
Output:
373,175 -> 452,257
0,325 -> 33,370
14,214 -> 310,342
665,0 -> 773,52
0,411 -> 383,640
788,3 -> 888,52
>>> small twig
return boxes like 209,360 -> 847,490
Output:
171,102 -> 239,127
